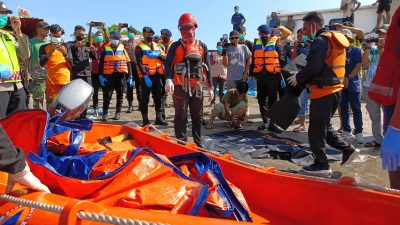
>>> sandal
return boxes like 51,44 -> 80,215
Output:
293,126 -> 306,133
364,141 -> 381,148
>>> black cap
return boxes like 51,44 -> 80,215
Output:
143,26 -> 155,34
36,21 -> 49,29
0,2 -> 12,14
229,30 -> 239,37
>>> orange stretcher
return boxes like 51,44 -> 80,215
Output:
0,110 -> 399,225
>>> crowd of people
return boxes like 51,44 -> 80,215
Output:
0,0 -> 399,191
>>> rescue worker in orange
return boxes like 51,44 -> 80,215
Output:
287,11 -> 358,176
159,28 -> 173,121
135,27 -> 167,126
252,24 -> 284,133
164,13 -> 213,147
39,24 -> 71,106
98,31 -> 132,121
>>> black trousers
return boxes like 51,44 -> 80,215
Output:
0,84 -> 27,118
161,75 -> 167,119
309,92 -> 353,165
125,74 -> 134,105
255,71 -> 279,123
102,73 -> 124,114
212,77 -> 225,103
140,74 -> 163,118
72,75 -> 92,118
91,73 -> 100,109
173,86 -> 203,147
130,62 -> 141,108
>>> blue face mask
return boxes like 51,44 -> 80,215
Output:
0,15 -> 8,28
51,36 -> 62,43
217,46 -> 223,52
302,35 -> 309,42
110,39 -> 119,45
127,32 -> 134,39
94,35 -> 103,43
234,10 -> 239,13
239,34 -> 245,40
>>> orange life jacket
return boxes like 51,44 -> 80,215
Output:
310,31 -> 349,99
103,43 -> 129,75
136,41 -> 165,78
252,36 -> 281,74
172,40 -> 206,87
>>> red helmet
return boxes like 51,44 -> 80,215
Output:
178,13 -> 198,29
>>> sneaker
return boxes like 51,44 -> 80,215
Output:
341,131 -> 353,139
112,112 -> 120,120
268,123 -> 284,133
257,123 -> 267,130
102,113 -> 108,122
341,147 -> 360,166
354,133 -> 364,144
302,163 -> 332,176
93,109 -> 99,117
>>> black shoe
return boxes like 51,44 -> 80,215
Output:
341,147 -> 359,166
102,113 -> 108,122
302,163 -> 332,176
155,119 -> 168,125
126,106 -> 133,113
257,123 -> 267,130
142,119 -> 150,126
93,109 -> 99,117
268,124 -> 284,133
112,112 -> 120,120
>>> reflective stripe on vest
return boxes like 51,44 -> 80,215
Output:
137,41 -> 165,76
103,44 -> 128,75
0,30 -> 21,83
253,37 -> 281,74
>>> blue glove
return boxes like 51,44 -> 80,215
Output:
0,64 -> 12,80
381,126 -> 400,171
144,75 -> 152,88
99,75 -> 108,87
127,76 -> 133,87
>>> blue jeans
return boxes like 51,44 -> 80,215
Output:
340,89 -> 363,134
298,89 -> 310,116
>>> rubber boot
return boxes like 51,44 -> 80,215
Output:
155,113 -> 168,125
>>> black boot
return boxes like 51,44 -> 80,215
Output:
126,105 -> 133,113
142,114 -> 150,126
112,112 -> 120,120
155,113 -> 168,125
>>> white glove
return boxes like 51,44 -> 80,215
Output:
208,89 -> 215,102
165,79 -> 174,93
6,164 -> 50,193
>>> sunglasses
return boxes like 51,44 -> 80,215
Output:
230,36 -> 239,40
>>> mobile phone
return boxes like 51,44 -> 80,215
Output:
121,23 -> 128,28
92,22 -> 103,26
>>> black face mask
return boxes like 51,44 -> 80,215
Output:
161,36 -> 169,43
261,36 -> 269,43
145,36 -> 153,43
76,35 -> 85,41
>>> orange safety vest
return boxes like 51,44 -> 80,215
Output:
103,43 -> 129,75
310,31 -> 349,100
172,41 -> 206,87
252,36 -> 281,74
136,41 -> 165,78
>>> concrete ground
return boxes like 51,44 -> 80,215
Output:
90,90 -> 389,188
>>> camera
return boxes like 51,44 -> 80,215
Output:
92,22 -> 103,27
366,37 -> 379,43
121,23 -> 128,28
298,42 -> 306,48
